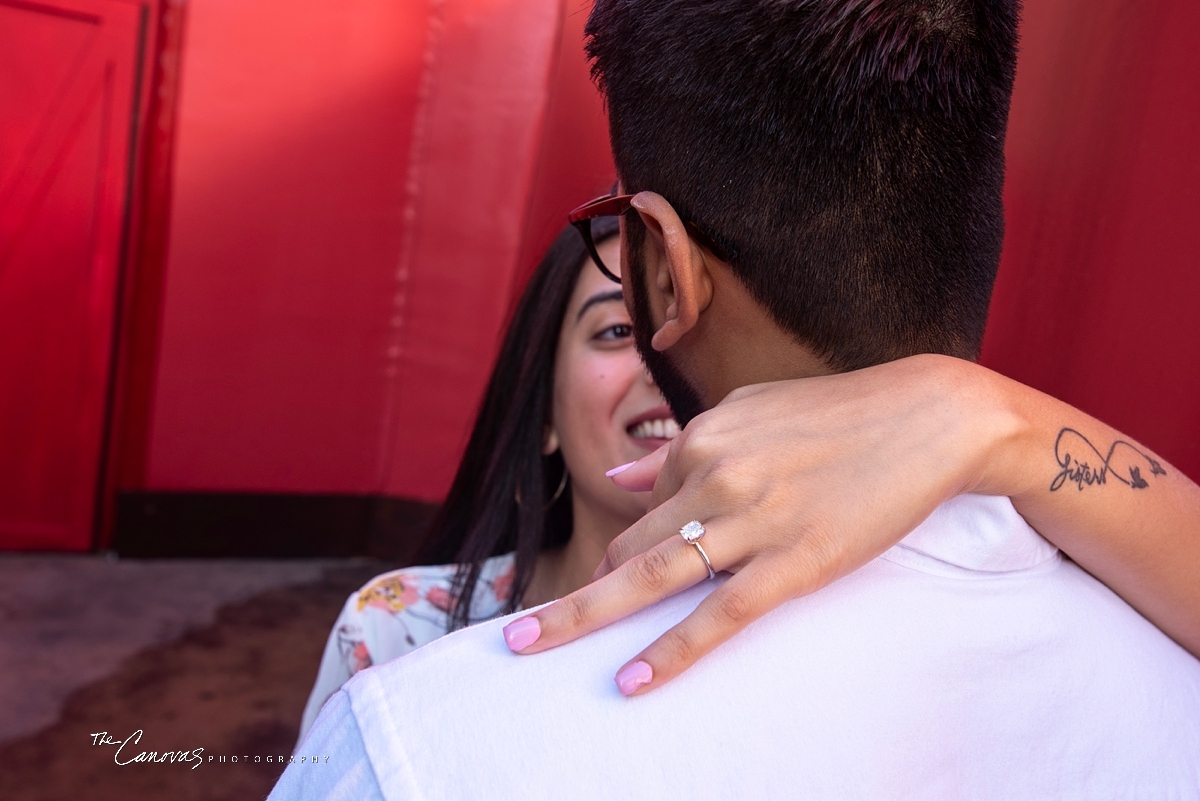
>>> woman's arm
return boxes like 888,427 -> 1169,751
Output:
502,354 -> 1200,693
987,368 -> 1200,657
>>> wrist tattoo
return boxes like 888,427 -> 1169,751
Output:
1051,428 -> 1167,492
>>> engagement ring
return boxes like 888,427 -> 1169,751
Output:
680,520 -> 716,580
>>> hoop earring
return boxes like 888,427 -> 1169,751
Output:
545,468 -> 569,509
514,469 -> 569,508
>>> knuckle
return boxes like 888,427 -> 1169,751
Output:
557,592 -> 592,630
791,520 -> 843,589
682,421 -> 716,461
696,458 -> 752,506
627,549 -> 673,596
671,424 -> 746,498
713,587 -> 755,627
657,628 -> 698,664
604,538 -> 630,568
665,429 -> 693,472
670,423 -> 693,451
674,419 -> 718,466
724,385 -> 748,402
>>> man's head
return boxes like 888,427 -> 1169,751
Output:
585,0 -> 1019,423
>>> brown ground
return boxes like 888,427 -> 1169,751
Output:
0,563 -> 392,801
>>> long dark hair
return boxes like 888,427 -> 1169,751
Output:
417,219 -> 619,630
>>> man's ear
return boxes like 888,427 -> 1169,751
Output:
630,192 -> 714,352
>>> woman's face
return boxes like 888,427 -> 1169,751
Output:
549,238 -> 679,525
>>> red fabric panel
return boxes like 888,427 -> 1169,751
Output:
98,0 -> 185,549
0,0 -> 143,550
144,0 -> 611,502
512,0 -> 616,295
982,0 -> 1200,481
379,0 -> 615,500
376,0 -> 570,501
145,0 -> 431,492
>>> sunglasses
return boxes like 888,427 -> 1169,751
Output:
568,193 -> 735,283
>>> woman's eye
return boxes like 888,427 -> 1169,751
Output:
595,323 -> 633,341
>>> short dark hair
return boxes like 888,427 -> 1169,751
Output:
586,0 -> 1019,369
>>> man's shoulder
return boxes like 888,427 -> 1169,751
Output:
270,690 -> 386,801
330,587 -> 706,801
351,603 -> 520,684
343,578 -> 719,727
332,526 -> 1200,800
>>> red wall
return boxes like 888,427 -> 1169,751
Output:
982,0 -> 1200,481
141,0 -> 613,501
5,0 -> 1196,552
141,0 -> 1188,507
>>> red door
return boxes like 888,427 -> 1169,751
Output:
0,0 -> 145,550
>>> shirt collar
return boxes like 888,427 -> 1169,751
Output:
882,495 -> 1060,576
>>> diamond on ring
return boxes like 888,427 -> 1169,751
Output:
679,520 -> 715,580
680,520 -> 706,543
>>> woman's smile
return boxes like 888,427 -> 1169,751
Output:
624,403 -> 680,450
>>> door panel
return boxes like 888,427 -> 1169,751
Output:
0,0 -> 144,550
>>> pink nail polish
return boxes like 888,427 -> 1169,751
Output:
502,617 -> 540,652
606,461 -> 637,477
615,660 -> 653,695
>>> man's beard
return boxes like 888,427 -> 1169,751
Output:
625,231 -> 708,427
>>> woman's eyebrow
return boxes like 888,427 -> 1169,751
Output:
575,290 -> 625,322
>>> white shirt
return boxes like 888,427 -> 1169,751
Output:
272,495 -> 1200,800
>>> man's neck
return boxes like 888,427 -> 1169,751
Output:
678,265 -> 834,407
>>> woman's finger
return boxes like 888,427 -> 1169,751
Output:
608,442 -> 669,493
612,559 -> 802,696
503,518 -> 728,655
591,491 -> 706,580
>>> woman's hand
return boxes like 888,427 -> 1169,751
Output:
503,355 -> 1028,692
503,352 -> 1200,694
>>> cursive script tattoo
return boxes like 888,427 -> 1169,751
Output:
1051,428 -> 1167,492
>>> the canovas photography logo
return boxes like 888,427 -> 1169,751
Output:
90,730 -> 329,770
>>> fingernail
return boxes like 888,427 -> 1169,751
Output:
502,617 -> 540,652
615,660 -> 653,696
605,461 -> 637,477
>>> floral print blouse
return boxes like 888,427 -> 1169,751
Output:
298,553 -> 517,744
